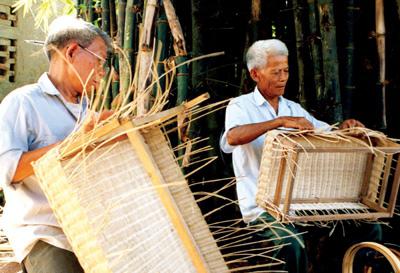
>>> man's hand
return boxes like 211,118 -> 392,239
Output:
279,116 -> 314,130
83,110 -> 114,132
339,119 -> 364,129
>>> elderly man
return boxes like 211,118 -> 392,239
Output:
220,39 -> 381,272
0,16 -> 112,272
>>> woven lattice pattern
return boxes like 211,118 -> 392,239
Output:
34,126 -> 228,273
256,130 -> 400,220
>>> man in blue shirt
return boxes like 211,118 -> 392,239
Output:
220,39 -> 381,272
0,16 -> 112,273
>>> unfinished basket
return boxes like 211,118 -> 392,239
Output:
256,129 -> 400,222
33,96 -> 229,273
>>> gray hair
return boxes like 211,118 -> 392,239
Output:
246,39 -> 289,71
44,16 -> 113,60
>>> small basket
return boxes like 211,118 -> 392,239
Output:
256,130 -> 400,222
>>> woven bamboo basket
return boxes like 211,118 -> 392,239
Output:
33,96 -> 229,273
256,129 -> 400,222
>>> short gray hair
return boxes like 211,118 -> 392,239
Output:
44,16 -> 113,60
246,39 -> 288,71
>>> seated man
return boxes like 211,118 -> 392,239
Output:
0,16 -> 112,273
220,39 -> 382,272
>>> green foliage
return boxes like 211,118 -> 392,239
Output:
12,0 -> 76,30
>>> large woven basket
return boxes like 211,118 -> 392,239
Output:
256,130 -> 400,222
33,101 -> 228,273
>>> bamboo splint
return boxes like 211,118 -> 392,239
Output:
342,242 -> 400,273
32,94 -> 228,273
256,129 -> 400,222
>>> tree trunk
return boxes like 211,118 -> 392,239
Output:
318,0 -> 343,123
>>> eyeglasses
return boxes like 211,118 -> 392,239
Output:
77,43 -> 108,69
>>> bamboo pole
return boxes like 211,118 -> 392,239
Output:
163,0 -> 187,56
153,7 -> 168,97
176,56 -> 189,105
240,0 -> 261,94
317,0 -> 343,123
307,0 -> 323,104
342,0 -> 357,119
376,0 -> 387,129
292,0 -> 306,107
88,0 -> 96,23
117,0 -> 127,48
121,0 -> 140,98
101,0 -> 110,34
191,0 -> 205,89
137,0 -> 158,115
109,0 -> 117,39
162,0 -> 188,104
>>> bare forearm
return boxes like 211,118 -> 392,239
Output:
227,118 -> 282,145
12,142 -> 59,183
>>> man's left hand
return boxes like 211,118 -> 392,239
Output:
339,119 -> 365,129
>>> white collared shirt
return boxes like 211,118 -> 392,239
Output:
0,73 -> 87,262
220,87 -> 329,223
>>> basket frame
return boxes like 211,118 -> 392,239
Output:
258,135 -> 400,222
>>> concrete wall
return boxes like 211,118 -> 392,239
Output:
0,0 -> 51,101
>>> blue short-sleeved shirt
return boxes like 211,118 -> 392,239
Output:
220,87 -> 329,223
0,73 -> 87,262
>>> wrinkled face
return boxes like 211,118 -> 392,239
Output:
250,55 -> 289,100
68,36 -> 108,94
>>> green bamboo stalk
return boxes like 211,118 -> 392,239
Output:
101,0 -> 110,34
317,0 -> 343,123
88,0 -> 96,23
292,0 -> 306,107
137,0 -> 158,115
109,0 -> 117,39
121,0 -> 141,97
176,56 -> 189,105
162,0 -> 188,105
117,0 -> 127,48
342,0 -> 357,119
307,0 -> 324,102
153,7 -> 168,97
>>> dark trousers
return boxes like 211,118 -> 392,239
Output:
22,240 -> 84,273
249,212 -> 382,273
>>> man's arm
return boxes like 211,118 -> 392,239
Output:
12,110 -> 116,183
227,116 -> 314,146
12,142 -> 59,183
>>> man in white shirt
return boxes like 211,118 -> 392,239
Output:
220,39 -> 381,272
0,16 -> 112,272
